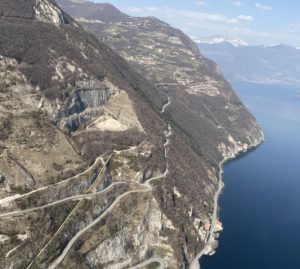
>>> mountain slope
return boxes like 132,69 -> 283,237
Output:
58,0 -> 129,22
198,41 -> 300,86
58,0 -> 263,165
57,0 -> 263,267
1,1 -> 262,269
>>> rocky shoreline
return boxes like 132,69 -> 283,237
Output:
190,130 -> 265,269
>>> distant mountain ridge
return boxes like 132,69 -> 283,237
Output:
198,39 -> 300,86
198,36 -> 249,47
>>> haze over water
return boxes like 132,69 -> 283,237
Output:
202,82 -> 300,269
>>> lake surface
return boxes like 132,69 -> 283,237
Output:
201,82 -> 300,269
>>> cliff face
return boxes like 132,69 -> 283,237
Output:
58,0 -> 263,165
0,1 -> 263,269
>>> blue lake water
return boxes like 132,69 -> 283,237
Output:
201,82 -> 300,269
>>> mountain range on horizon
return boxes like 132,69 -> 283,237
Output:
195,36 -> 250,47
197,35 -> 300,49
57,0 -> 300,87
198,36 -> 300,87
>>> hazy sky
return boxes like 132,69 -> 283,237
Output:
93,0 -> 300,47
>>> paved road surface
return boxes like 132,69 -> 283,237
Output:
48,185 -> 151,269
0,182 -> 125,219
128,257 -> 168,269
0,155 -> 105,206
161,97 -> 171,113
21,98 -> 174,269
189,159 -> 225,269
48,101 -> 173,269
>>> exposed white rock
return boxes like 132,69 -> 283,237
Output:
123,197 -> 175,266
38,96 -> 45,110
173,187 -> 182,198
105,260 -> 132,269
66,63 -> 76,73
94,118 -> 129,132
17,233 -> 28,241
86,230 -> 131,268
105,90 -> 145,132
34,0 -> 65,25
0,234 -> 10,243
54,63 -> 64,80
76,17 -> 103,24
162,214 -> 176,230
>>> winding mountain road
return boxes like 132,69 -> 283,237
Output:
189,159 -> 226,269
46,99 -> 173,269
47,125 -> 172,269
48,186 -> 151,269
3,97 -> 173,269
128,257 -> 168,269
161,97 -> 171,113
0,194 -> 21,206
0,182 -> 126,219
0,155 -> 107,207
47,175 -> 169,269
25,154 -> 112,269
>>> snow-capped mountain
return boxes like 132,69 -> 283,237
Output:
198,36 -> 249,47
198,39 -> 300,86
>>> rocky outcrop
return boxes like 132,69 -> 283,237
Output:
56,79 -> 119,131
86,230 -> 131,268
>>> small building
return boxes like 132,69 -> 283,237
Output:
204,222 -> 211,231
214,220 -> 223,232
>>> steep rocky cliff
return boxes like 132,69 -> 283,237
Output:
58,0 -> 263,166
0,1 -> 263,269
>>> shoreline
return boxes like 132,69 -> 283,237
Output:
190,133 -> 264,269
